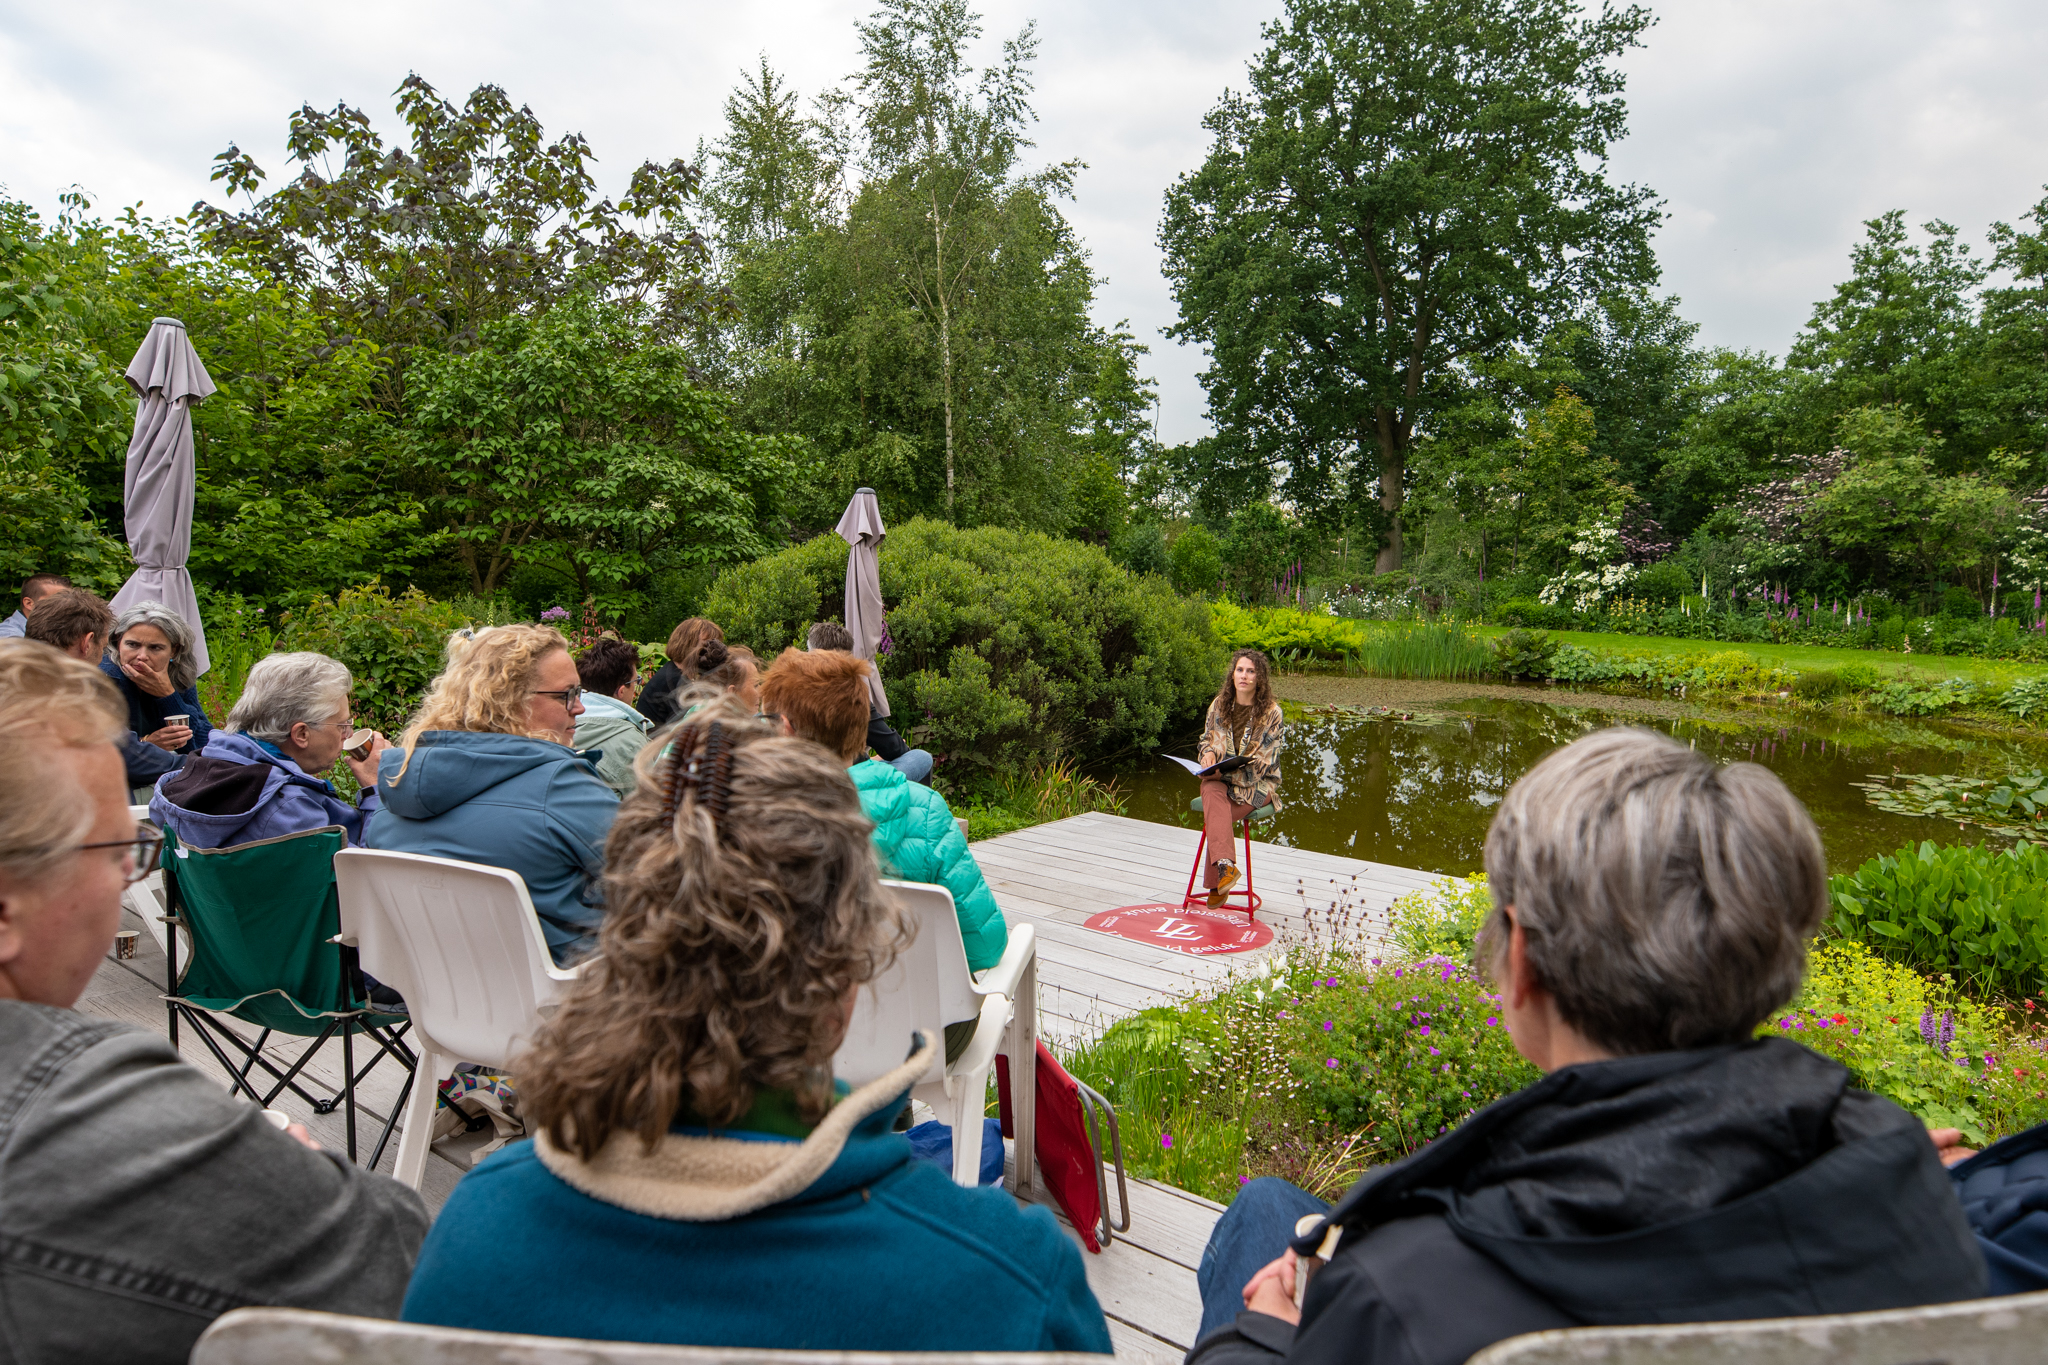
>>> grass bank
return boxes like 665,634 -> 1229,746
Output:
1467,627 -> 2048,686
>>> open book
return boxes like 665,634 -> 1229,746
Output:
1162,753 -> 1251,779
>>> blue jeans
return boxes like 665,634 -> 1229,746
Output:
887,748 -> 934,785
1196,1178 -> 1330,1340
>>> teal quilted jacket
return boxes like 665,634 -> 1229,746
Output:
849,759 -> 1009,972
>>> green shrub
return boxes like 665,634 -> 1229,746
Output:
1488,628 -> 1558,679
1211,601 -> 1365,659
704,519 -> 1220,774
1634,560 -> 1691,606
1547,644 -> 1659,686
1791,668 -> 1850,700
1387,874 -> 1493,961
1869,678 -> 1979,716
2002,677 -> 2048,721
1828,840 -> 2048,999
1168,524 -> 1223,598
1494,598 -> 1570,630
1109,521 -> 1168,578
1942,586 -> 1984,620
274,586 -> 482,731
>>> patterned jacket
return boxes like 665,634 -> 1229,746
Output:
1202,699 -> 1284,811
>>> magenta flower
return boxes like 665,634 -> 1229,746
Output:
1322,1021 -> 1334,1031
1419,1025 -> 1431,1036
1161,1133 -> 1173,1150
1429,1046 -> 1440,1056
1486,1017 -> 1498,1026
1325,1058 -> 1339,1069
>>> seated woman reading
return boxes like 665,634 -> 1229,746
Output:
401,702 -> 1111,1353
366,624 -> 619,966
150,651 -> 390,848
1198,648 -> 1283,907
1189,728 -> 1986,1365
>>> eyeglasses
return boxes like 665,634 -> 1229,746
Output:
78,829 -> 165,887
531,687 -> 584,707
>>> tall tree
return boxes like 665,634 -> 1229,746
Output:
1161,0 -> 1662,571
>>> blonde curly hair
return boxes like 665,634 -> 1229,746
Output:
392,624 -> 571,782
519,697 -> 912,1158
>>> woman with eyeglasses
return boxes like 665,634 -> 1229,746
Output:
366,624 -> 620,967
0,639 -> 428,1364
148,652 -> 390,849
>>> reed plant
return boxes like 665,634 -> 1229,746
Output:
1347,622 -> 1493,681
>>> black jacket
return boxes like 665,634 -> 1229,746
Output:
638,660 -> 686,729
1189,1040 -> 1985,1365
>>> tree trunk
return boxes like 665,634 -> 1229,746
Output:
934,203 -> 956,522
1373,407 -> 1406,574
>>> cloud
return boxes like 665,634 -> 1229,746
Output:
2,0 -> 2044,446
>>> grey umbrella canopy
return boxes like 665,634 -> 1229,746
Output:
111,318 -> 217,677
834,487 -> 890,718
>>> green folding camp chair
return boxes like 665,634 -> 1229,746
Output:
160,824 -> 414,1167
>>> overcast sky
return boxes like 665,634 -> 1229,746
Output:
3,0 -> 2045,444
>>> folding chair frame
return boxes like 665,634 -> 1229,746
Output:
1073,1077 -> 1132,1249
161,865 -> 417,1169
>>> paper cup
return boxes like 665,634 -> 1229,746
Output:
260,1109 -> 292,1130
112,929 -> 139,959
345,728 -> 375,760
162,714 -> 190,726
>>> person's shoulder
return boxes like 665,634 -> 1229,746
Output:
871,1160 -> 1084,1285
0,999 -> 145,1067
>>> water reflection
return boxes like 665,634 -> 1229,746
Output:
1111,698 -> 2048,876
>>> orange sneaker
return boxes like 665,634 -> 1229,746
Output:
1207,861 -> 1240,907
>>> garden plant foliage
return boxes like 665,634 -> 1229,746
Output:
1828,840 -> 2048,1000
703,519 -> 1220,774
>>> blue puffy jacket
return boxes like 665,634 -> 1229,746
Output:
1951,1121 -> 2048,1295
849,759 -> 1008,972
368,732 -> 620,966
149,731 -> 379,848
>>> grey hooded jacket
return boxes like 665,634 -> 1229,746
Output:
0,1002 -> 428,1364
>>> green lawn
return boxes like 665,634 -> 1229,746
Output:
1466,627 -> 2048,684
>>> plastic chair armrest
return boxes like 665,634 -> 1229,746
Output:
971,922 -> 1036,1001
949,988 -> 1016,1083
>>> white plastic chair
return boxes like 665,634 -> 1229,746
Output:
332,848 -> 582,1190
834,880 -> 1037,1190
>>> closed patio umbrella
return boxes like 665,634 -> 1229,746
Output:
834,487 -> 890,718
111,317 -> 216,676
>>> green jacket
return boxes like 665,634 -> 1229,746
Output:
850,760 -> 1009,972
572,693 -> 653,795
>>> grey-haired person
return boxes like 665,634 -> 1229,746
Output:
99,602 -> 214,759
149,651 -> 392,849
1189,727 -> 1986,1365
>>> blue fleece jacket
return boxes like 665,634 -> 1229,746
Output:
401,1047 -> 1110,1353
368,732 -> 619,966
148,731 -> 380,849
850,759 -> 1009,972
101,658 -> 214,755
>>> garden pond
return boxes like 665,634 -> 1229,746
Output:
1113,692 -> 2048,875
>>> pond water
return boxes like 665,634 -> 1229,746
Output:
1112,694 -> 2048,877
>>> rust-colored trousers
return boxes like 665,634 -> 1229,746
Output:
1199,777 -> 1253,888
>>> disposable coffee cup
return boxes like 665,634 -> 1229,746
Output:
163,714 -> 190,727
260,1109 -> 292,1131
344,728 -> 375,761
112,929 -> 139,960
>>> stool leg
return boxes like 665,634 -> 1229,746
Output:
1182,826 -> 1208,909
1240,817 -> 1257,923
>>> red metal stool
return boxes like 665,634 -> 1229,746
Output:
1180,797 -> 1275,921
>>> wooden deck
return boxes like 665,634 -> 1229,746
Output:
77,812 -> 1450,1362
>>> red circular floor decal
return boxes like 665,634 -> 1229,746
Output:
1083,904 -> 1275,955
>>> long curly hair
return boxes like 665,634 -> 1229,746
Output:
391,624 -> 570,783
519,698 -> 913,1158
1211,648 -> 1275,742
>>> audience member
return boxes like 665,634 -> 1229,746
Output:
22,587 -> 179,790
401,702 -> 1110,1353
1188,728 -> 1986,1365
638,616 -> 723,728
0,570 -> 71,637
102,602 -> 215,760
367,624 -> 619,966
806,619 -> 932,784
572,638 -> 653,794
0,639 -> 427,1364
1939,1122 -> 2048,1294
761,648 -> 1006,1063
689,639 -> 761,714
149,652 -> 391,849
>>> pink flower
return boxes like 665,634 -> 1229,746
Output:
1161,1133 -> 1173,1150
1429,1046 -> 1440,1055
1322,1021 -> 1334,1031
1486,1017 -> 1498,1027
1419,1025 -> 1431,1036
1326,1058 -> 1339,1069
